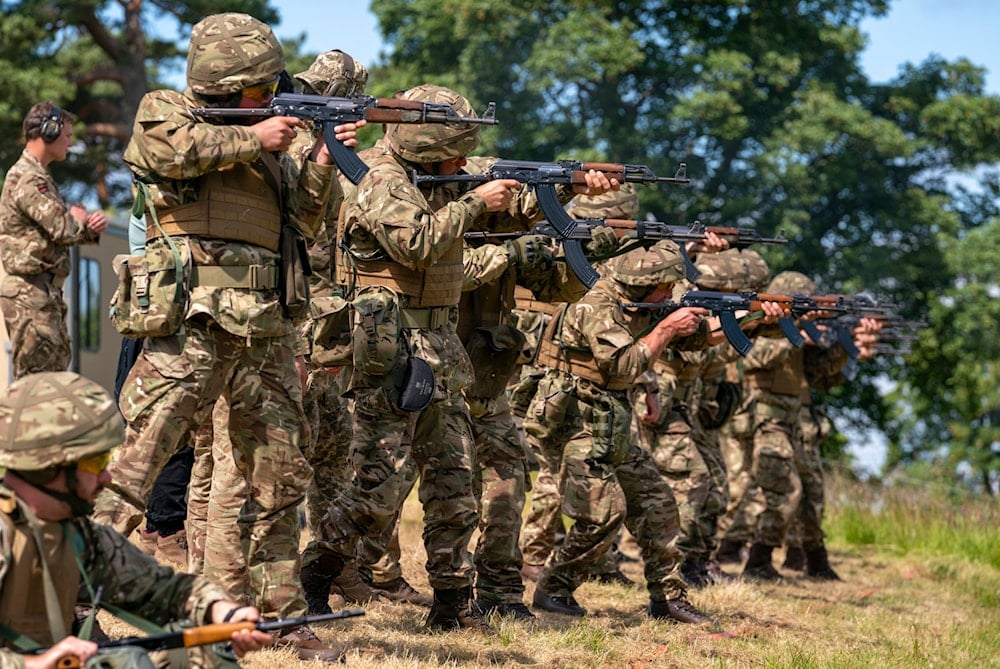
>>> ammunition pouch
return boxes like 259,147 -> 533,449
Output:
109,249 -> 187,339
523,372 -> 573,441
279,224 -> 312,319
308,294 -> 353,367
350,287 -> 402,376
585,391 -> 632,466
465,324 -> 527,400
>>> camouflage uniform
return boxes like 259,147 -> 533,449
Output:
0,372 -> 233,669
0,149 -> 99,378
91,14 -> 336,623
529,243 -> 712,621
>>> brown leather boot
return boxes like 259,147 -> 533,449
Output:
742,543 -> 781,582
425,587 -> 493,632
276,624 -> 344,663
648,597 -> 716,624
369,576 -> 432,607
329,560 -> 377,605
805,545 -> 842,581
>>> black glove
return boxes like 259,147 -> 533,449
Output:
505,235 -> 551,270
585,225 -> 619,257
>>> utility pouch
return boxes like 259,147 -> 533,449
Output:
465,324 -> 527,399
699,380 -> 743,429
279,223 -> 312,319
351,287 -> 402,376
394,355 -> 436,412
109,248 -> 187,339
523,372 -> 573,441
309,294 -> 353,367
587,392 -> 632,466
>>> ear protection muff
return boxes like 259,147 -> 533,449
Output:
39,106 -> 64,143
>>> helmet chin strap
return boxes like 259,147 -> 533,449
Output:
27,467 -> 96,517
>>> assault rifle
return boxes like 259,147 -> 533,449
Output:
465,218 -> 787,283
37,609 -> 365,669
190,93 -> 499,185
418,160 -> 691,287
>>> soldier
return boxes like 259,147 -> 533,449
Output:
527,241 -> 716,622
0,102 -> 108,379
299,83 -> 614,631
90,13 -> 349,661
0,371 -> 271,669
740,271 -> 874,581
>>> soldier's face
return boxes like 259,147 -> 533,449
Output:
644,282 -> 675,303
46,125 -> 73,161
435,156 -> 467,175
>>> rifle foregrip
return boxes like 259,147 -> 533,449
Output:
181,621 -> 254,647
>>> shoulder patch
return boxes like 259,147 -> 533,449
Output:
36,182 -> 49,194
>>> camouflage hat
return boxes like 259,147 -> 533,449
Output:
695,248 -> 771,292
294,50 -> 369,97
384,84 -> 480,163
0,372 -> 123,471
187,13 -> 284,96
567,183 -> 640,220
608,239 -> 685,288
767,270 -> 816,295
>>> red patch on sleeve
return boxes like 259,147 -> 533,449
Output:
36,183 -> 49,194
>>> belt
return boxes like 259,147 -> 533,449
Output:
189,264 -> 279,290
399,306 -> 451,330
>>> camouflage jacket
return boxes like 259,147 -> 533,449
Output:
123,88 -> 335,338
0,150 -> 99,279
0,487 -> 228,665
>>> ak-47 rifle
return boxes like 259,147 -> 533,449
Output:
414,159 -> 691,287
465,218 -> 787,283
36,609 -> 365,669
805,294 -> 900,358
190,93 -> 499,185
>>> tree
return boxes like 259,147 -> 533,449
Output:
368,0 -> 1000,485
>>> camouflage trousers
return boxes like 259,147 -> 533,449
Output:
186,394 -> 249,600
716,405 -> 765,546
537,385 -> 686,602
519,431 -> 565,568
640,405 -> 727,562
785,404 -> 829,550
0,274 -> 71,378
91,318 -> 312,618
749,402 -> 804,547
301,384 -> 478,591
467,392 -> 529,605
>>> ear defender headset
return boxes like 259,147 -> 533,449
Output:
39,106 -> 64,143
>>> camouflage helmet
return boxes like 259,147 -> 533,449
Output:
695,248 -> 771,292
608,240 -> 685,288
767,270 -> 816,295
294,50 -> 369,97
384,84 -> 480,163
567,183 -> 640,220
0,372 -> 122,471
187,13 -> 284,96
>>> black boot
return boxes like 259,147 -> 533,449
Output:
648,597 -> 716,624
425,587 -> 493,632
782,545 -> 807,571
300,553 -> 344,615
805,545 -> 842,581
714,538 -> 745,565
742,543 -> 781,582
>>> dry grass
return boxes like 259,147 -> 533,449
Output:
103,484 -> 1000,669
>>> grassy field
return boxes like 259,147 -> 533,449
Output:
108,474 -> 1000,668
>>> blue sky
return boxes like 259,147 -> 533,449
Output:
271,0 -> 1000,93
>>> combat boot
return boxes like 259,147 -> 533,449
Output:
714,538 -> 745,565
781,545 -> 807,571
531,587 -> 587,617
329,561 -> 377,605
591,567 -> 635,587
155,529 -> 188,566
300,553 -> 344,615
680,559 -> 711,588
805,544 -> 842,581
742,543 -> 782,582
425,587 -> 493,633
276,624 -> 344,663
369,576 -> 432,607
475,600 -> 537,622
648,597 -> 716,624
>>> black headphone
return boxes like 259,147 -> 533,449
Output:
39,106 -> 64,143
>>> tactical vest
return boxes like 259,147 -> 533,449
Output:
457,273 -> 512,344
513,284 -> 560,316
745,347 -> 806,397
535,304 -> 637,391
148,156 -> 282,252
346,238 -> 464,308
0,497 -> 79,647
